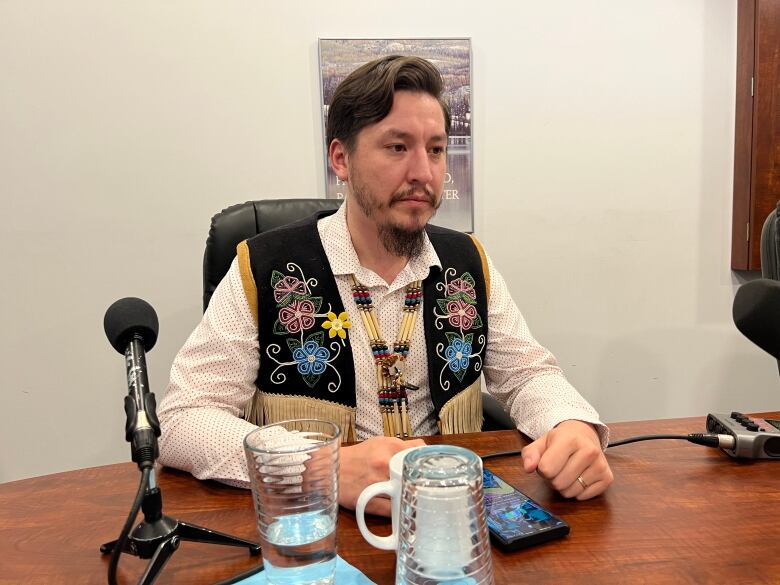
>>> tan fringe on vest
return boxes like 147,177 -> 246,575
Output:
438,378 -> 484,434
243,390 -> 357,442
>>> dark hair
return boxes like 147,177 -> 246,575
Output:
326,55 -> 451,152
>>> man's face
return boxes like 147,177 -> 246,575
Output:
337,90 -> 447,246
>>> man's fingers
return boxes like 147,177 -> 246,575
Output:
521,421 -> 613,500
521,437 -> 544,473
535,424 -> 602,482
559,471 -> 612,500
576,468 -> 613,500
545,443 -> 601,492
556,456 -> 613,499
363,494 -> 392,517
559,478 -> 600,499
404,438 -> 427,450
534,435 -> 578,481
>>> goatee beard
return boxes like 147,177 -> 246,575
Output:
351,183 -> 434,259
377,223 -> 426,258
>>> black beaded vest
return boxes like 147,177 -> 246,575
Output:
237,211 -> 490,438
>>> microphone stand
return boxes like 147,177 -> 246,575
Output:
100,469 -> 260,585
100,335 -> 260,584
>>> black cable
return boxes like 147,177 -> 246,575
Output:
481,449 -> 522,460
607,434 -> 689,447
108,466 -> 151,585
480,433 -> 735,460
608,433 -> 735,449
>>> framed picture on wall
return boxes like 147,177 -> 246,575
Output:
318,38 -> 474,233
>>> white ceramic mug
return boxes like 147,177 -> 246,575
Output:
354,446 -> 422,550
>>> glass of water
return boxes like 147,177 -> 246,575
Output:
395,445 -> 494,584
244,419 -> 340,585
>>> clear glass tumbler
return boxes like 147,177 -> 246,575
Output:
244,419 -> 340,585
395,445 -> 494,585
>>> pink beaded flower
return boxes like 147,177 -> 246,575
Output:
273,275 -> 307,304
278,299 -> 316,333
446,299 -> 478,330
446,278 -> 476,300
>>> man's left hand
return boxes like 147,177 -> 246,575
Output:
521,419 -> 613,500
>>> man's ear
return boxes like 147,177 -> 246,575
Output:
328,139 -> 349,182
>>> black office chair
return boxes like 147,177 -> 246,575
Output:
758,202 -> 780,375
203,198 -> 515,431
760,202 -> 780,280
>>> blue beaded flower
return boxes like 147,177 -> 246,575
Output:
292,340 -> 330,376
445,338 -> 472,373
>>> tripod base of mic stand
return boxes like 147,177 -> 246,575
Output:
101,515 -> 261,585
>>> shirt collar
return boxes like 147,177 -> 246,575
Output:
318,202 -> 442,289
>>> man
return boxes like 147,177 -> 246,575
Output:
157,56 -> 613,516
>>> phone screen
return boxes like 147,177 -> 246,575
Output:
482,468 -> 568,545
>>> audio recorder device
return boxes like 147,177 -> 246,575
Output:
706,412 -> 780,459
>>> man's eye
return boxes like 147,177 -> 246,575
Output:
387,144 -> 406,152
430,146 -> 446,156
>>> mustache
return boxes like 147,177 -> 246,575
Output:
390,187 -> 437,206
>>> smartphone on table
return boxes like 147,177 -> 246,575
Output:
482,468 -> 570,551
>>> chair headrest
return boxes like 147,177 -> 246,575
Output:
203,198 -> 342,311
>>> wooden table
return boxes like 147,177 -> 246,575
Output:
2,414 -> 779,584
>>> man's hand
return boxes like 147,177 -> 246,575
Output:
521,419 -> 613,500
339,436 -> 426,516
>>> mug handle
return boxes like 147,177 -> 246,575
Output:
355,480 -> 397,550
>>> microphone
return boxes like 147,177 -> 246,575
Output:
733,279 -> 780,361
101,298 -> 261,582
104,297 -> 161,469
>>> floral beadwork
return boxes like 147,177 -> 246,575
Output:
445,336 -> 473,373
265,263 -> 348,392
322,311 -> 351,339
446,299 -> 478,330
278,299 -> 316,333
273,275 -> 307,304
293,340 -> 330,375
433,269 -> 485,389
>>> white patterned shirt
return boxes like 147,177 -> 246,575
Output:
157,204 -> 607,487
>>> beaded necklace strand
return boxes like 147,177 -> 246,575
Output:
349,275 -> 422,437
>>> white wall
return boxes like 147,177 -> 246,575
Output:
2,0 -> 774,484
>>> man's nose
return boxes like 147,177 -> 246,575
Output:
406,147 -> 434,186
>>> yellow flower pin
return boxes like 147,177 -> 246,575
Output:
322,311 -> 351,339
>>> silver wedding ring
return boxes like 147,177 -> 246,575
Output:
577,475 -> 590,490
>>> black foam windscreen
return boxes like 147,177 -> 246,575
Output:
733,279 -> 780,360
104,297 -> 159,354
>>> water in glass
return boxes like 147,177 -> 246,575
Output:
244,419 -> 340,585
